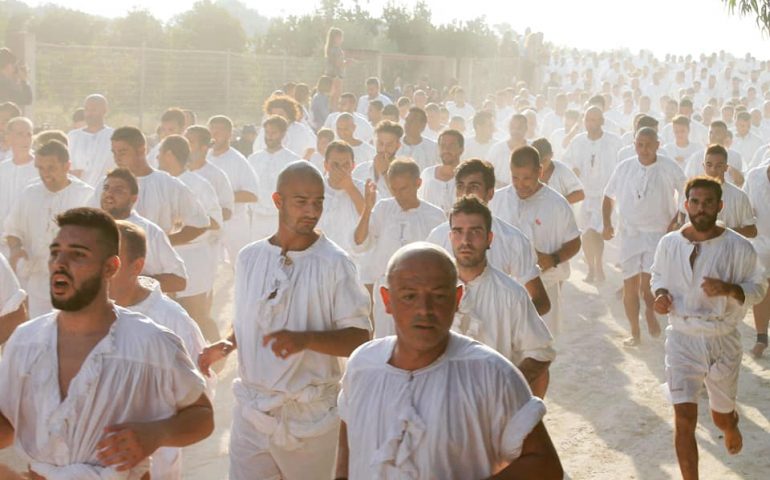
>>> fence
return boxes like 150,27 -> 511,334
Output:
29,39 -> 521,132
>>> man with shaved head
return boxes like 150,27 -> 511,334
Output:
335,242 -> 563,479
0,117 -> 37,255
199,161 -> 371,480
335,112 -> 375,164
603,127 -> 686,346
563,106 -> 622,282
68,94 -> 115,186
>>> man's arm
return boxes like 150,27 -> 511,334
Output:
198,329 -> 237,377
0,303 -> 27,345
517,358 -> 550,390
734,224 -> 758,238
168,226 -> 207,246
537,236 -> 582,271
234,190 -> 257,203
150,274 -> 187,294
335,421 -> 350,479
97,393 -> 214,472
602,196 -> 614,240
5,236 -> 26,272
354,180 -> 377,245
565,189 -> 585,204
487,422 -> 563,480
524,277 -> 551,316
0,412 -> 14,449
263,327 -> 370,358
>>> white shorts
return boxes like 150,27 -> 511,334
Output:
229,403 -> 339,480
620,250 -> 655,280
664,327 -> 741,413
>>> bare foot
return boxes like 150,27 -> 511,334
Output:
647,317 -> 661,338
724,422 -> 743,455
594,271 -> 605,283
584,273 -> 595,283
623,336 -> 641,347
751,342 -> 767,358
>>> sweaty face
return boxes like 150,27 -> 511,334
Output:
455,172 -> 493,203
708,126 -> 727,145
450,212 -> 492,268
35,154 -> 70,190
685,187 -> 721,232
703,153 -> 728,178
735,119 -> 750,136
49,225 -> 116,312
101,177 -> 136,218
375,132 -> 400,159
275,176 -> 324,235
383,255 -> 461,354
438,134 -> 462,167
634,134 -> 659,163
511,165 -> 542,199
264,124 -> 286,150
388,173 -> 420,207
584,110 -> 604,134
208,122 -> 231,148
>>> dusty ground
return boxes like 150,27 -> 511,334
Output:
1,258 -> 769,479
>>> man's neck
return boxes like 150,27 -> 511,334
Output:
47,178 -> 72,193
436,163 -> 458,181
270,228 -> 319,254
110,208 -> 132,220
459,259 -> 487,284
397,197 -> 420,211
11,149 -> 31,164
682,224 -> 724,243
57,295 -> 116,336
112,279 -> 152,308
675,138 -> 689,147
390,335 -> 450,371
638,155 -> 658,166
212,143 -> 229,156
508,137 -> 525,149
266,145 -> 283,154
404,134 -> 422,146
130,163 -> 153,177
475,134 -> 491,144
188,153 -> 207,170
587,129 -> 603,141
84,122 -> 105,134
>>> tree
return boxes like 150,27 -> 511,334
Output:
106,9 -> 166,48
167,0 -> 247,52
723,0 -> 770,34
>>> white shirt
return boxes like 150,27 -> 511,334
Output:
351,161 -> 392,199
351,141 -> 375,166
662,142 -> 704,167
418,166 -> 455,214
353,198 -> 446,284
247,148 -> 300,216
0,307 -> 206,479
177,171 -> 222,245
563,131 -> 622,198
679,181 -> 755,231
207,147 -> 259,219
544,161 -> 583,199
254,121 -> 316,158
427,216 -> 540,284
684,148 -> 743,177
455,265 -> 555,365
3,177 -> 94,272
732,132 -> 764,166
356,93 -> 392,116
0,253 -> 25,317
462,136 -> 496,162
126,210 -> 188,282
324,112 -> 374,143
193,161 -> 235,218
604,156 -> 686,234
0,158 -> 38,237
487,140 -> 517,186
233,235 -> 370,446
318,178 -> 364,254
743,165 -> 770,269
489,184 -> 581,282
397,137 -> 439,171
67,126 -> 116,187
338,333 -> 546,480
446,101 -> 476,122
651,228 -> 767,336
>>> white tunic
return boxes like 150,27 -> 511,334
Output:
247,148 -> 300,217
417,166 -> 455,214
562,132 -> 622,198
67,126 -> 116,187
0,158 -> 38,239
455,266 -> 555,365
684,148 -> 744,177
351,161 -> 392,200
678,181 -> 755,231
662,142 -> 704,167
206,147 -> 259,219
462,136 -> 496,162
353,198 -> 446,284
651,228 -> 767,336
544,160 -> 583,200
487,140 -> 515,186
233,235 -> 370,447
0,307 -> 206,479
427,216 -> 540,284
397,138 -> 439,171
604,156 -> 686,261
0,253 -> 25,317
318,178 -> 365,255
125,211 -> 188,283
338,333 -> 546,480
254,121 -> 316,158
732,133 -> 764,166
193,161 -> 235,218
351,142 -> 375,166
324,112 -> 374,143
489,184 -> 580,283
743,166 -> 770,269
175,171 -> 222,297
356,93 -> 392,116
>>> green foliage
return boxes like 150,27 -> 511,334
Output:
723,0 -> 770,34
167,0 -> 247,52
106,9 -> 167,48
28,5 -> 109,45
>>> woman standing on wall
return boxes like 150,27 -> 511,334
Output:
324,27 -> 346,111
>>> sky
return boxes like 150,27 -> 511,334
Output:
23,0 -> 770,58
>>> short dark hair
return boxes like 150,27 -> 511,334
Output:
111,126 -> 146,149
36,139 -> 69,163
710,120 -> 728,131
0,101 -> 21,118
705,144 -> 728,161
325,140 -> 354,163
636,115 -> 659,131
438,129 -> 464,149
160,135 -> 190,167
449,195 -> 492,232
115,220 -> 147,261
382,104 -> 399,118
106,168 -> 139,195
34,129 -> 68,149
672,115 -> 690,128
473,110 -> 494,129
685,175 -> 722,203
160,108 -> 186,129
369,100 -> 384,111
531,137 -> 553,158
263,95 -> 301,122
455,158 -> 496,190
407,107 -> 427,124
185,125 -> 212,147
510,145 -> 540,170
72,107 -> 85,123
207,115 -> 233,132
365,77 -> 380,87
56,207 -> 120,258
375,120 -> 404,139
317,128 -> 335,142
387,158 -> 420,179
263,114 -> 289,133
